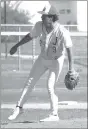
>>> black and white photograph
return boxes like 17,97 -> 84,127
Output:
1,0 -> 87,128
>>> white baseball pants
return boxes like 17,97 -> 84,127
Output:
17,54 -> 65,115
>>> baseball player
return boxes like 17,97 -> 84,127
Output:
8,5 -> 75,122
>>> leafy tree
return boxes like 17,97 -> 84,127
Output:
1,2 -> 31,42
1,2 -> 30,24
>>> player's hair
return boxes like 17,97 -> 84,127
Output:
52,14 -> 59,22
41,14 -> 59,22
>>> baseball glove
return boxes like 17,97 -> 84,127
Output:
64,70 -> 79,90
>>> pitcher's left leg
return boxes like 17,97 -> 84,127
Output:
48,55 -> 65,116
40,55 -> 65,122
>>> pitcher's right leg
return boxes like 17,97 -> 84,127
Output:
8,56 -> 48,120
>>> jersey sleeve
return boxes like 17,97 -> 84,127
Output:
63,29 -> 73,48
30,21 -> 42,38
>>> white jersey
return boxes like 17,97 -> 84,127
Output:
30,21 -> 72,60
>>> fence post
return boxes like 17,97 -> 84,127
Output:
5,40 -> 8,58
4,26 -> 8,58
68,25 -> 70,31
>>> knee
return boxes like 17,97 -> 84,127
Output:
48,74 -> 56,87
47,80 -> 55,93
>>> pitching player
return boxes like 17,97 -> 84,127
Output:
8,5 -> 75,121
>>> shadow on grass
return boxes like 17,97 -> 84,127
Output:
1,120 -> 38,125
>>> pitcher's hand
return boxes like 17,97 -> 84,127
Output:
10,46 -> 17,55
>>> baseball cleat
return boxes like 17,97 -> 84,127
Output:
40,114 -> 59,122
8,106 -> 23,120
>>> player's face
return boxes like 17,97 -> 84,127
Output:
42,15 -> 53,27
